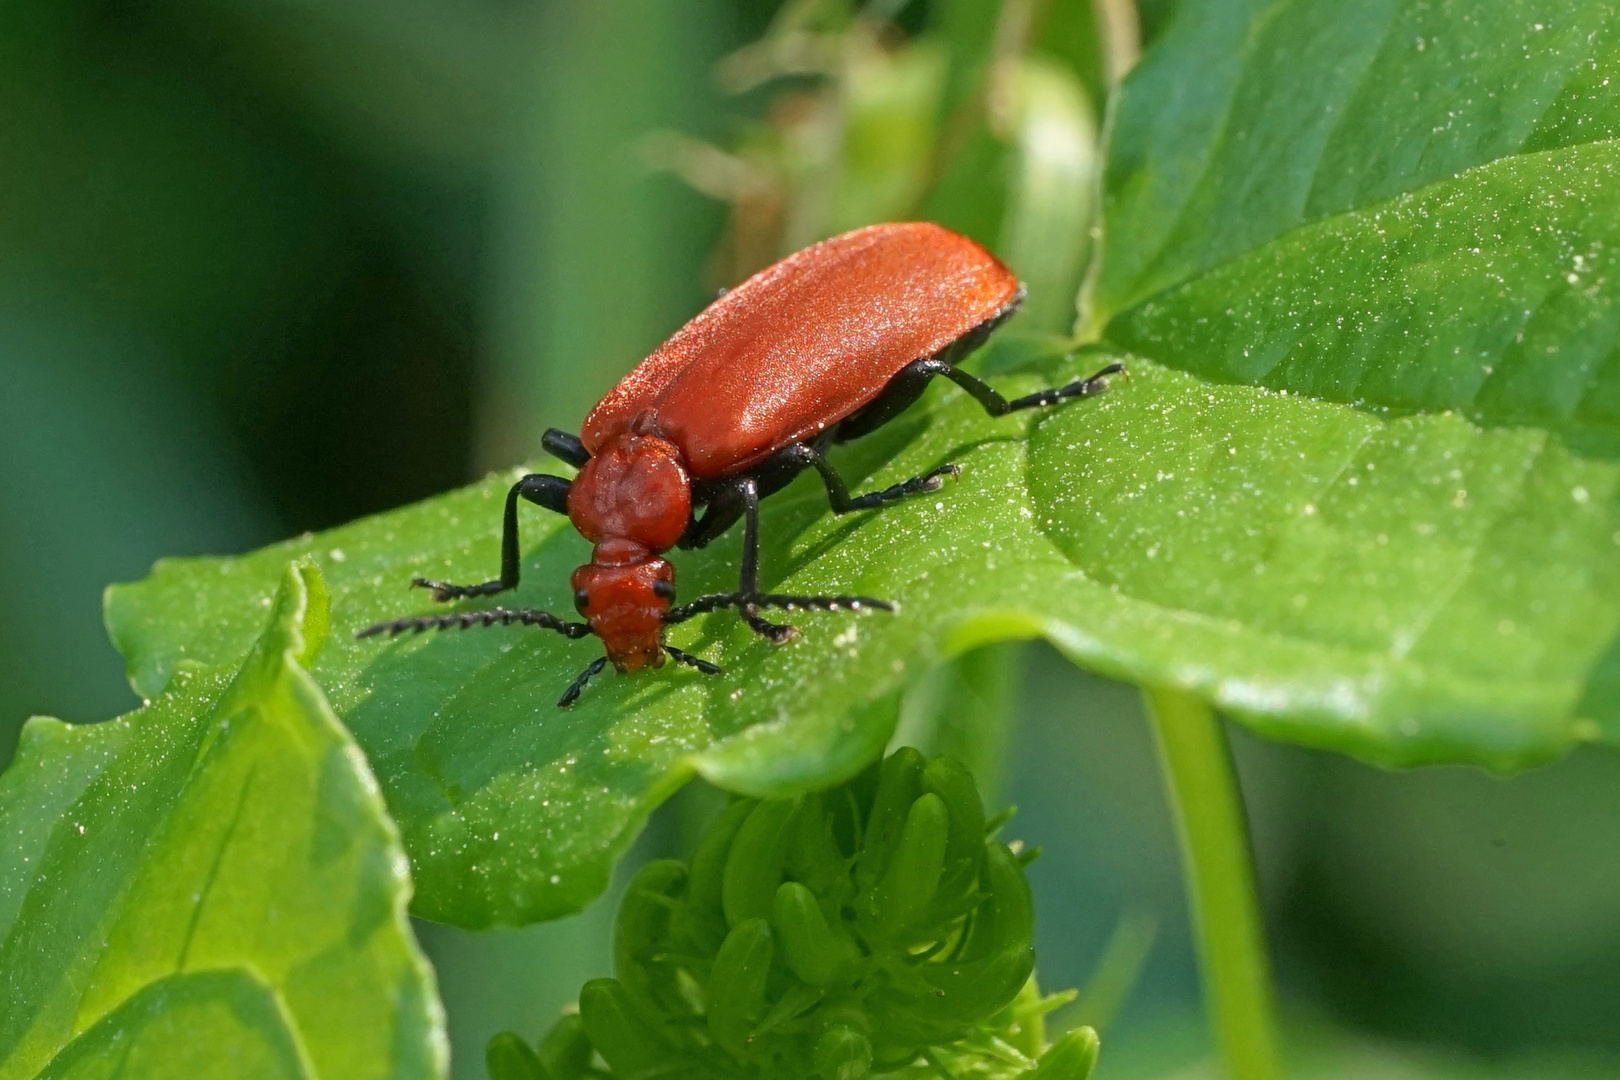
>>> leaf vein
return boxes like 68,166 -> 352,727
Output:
176,764 -> 257,972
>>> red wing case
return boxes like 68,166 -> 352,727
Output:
581,222 -> 1021,478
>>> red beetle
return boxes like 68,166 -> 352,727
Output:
360,222 -> 1121,704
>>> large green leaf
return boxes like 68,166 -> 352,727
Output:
1085,0 -> 1620,324
0,563 -> 445,1079
1068,0 -> 1620,748
105,0 -> 1620,930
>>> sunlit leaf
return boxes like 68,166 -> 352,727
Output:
104,347 -> 1094,927
1067,0 -> 1620,752
0,563 -> 444,1079
104,0 -> 1620,930
1083,0 -> 1620,327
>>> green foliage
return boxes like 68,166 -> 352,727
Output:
0,563 -> 444,1080
486,748 -> 1094,1080
93,0 -> 1620,937
1077,0 -> 1620,754
8,0 -> 1620,1075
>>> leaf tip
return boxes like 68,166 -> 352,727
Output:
261,559 -> 331,674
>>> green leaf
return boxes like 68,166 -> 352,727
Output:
0,562 -> 444,1080
1106,141 -> 1620,451
101,347 -> 1616,929
104,0 -> 1620,929
97,349 -> 1116,928
1057,0 -> 1620,763
1084,0 -> 1620,325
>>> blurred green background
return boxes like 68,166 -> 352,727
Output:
3,0 -> 1617,1076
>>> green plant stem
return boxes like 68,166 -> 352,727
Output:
1093,0 -> 1141,87
1144,687 -> 1282,1080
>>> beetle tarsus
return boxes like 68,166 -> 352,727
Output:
665,645 -> 723,675
355,606 -> 590,640
843,462 -> 960,511
911,356 -> 1126,418
743,606 -> 798,643
1004,361 -> 1126,412
558,656 -> 609,706
780,444 -> 962,516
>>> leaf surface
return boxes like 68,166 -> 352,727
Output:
0,564 -> 445,1079
1066,0 -> 1620,759
104,355 -> 1100,926
1085,0 -> 1620,324
104,0 -> 1620,929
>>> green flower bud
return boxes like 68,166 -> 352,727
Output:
787,792 -> 852,902
535,1013 -> 591,1080
773,880 -> 858,985
1031,1027 -> 1100,1080
939,841 -> 1032,974
543,748 -> 1069,1079
579,978 -> 666,1077
920,755 -> 985,910
854,747 -> 926,894
865,792 -> 948,941
722,797 -> 797,927
613,859 -> 688,1027
870,842 -> 1034,1040
485,1032 -> 548,1080
685,798 -> 756,952
814,1024 -> 873,1080
707,917 -> 774,1054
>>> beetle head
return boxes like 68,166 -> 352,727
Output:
572,539 -> 676,671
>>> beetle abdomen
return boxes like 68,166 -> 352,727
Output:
582,222 -> 1020,478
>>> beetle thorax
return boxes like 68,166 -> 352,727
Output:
567,433 -> 691,552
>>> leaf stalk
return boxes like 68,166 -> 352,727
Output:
1144,686 -> 1282,1080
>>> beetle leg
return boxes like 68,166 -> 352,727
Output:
832,290 -> 1026,442
412,473 -> 572,601
735,478 -> 797,643
679,483 -> 748,550
679,443 -> 814,549
665,474 -> 893,634
926,358 -> 1126,416
542,428 -> 591,468
841,355 -> 1124,437
781,444 -> 960,513
1001,361 -> 1126,411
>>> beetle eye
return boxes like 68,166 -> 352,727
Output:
652,579 -> 676,601
574,589 -> 590,613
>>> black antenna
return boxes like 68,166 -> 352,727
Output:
663,592 -> 891,624
558,657 -> 609,706
665,645 -> 723,675
356,607 -> 591,640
